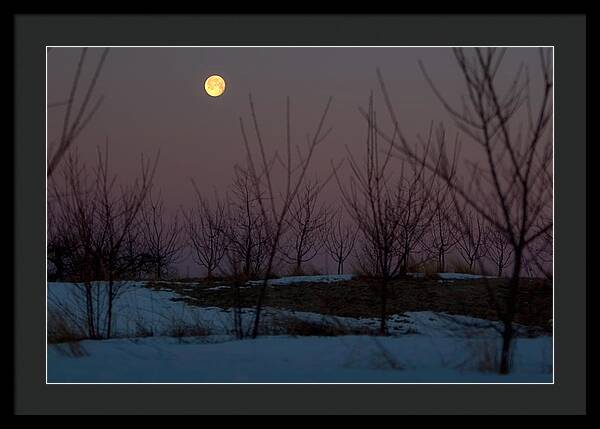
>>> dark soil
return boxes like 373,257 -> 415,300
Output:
147,276 -> 553,332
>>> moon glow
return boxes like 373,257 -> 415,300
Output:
204,75 -> 226,97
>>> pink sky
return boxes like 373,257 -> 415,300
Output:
47,47 -> 551,276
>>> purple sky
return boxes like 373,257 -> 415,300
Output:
47,47 -> 549,276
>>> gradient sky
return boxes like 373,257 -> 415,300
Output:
47,47 -> 548,276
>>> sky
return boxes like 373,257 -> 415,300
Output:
47,47 -> 549,276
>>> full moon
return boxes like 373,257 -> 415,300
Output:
204,75 -> 226,97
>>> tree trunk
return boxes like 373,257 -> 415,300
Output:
379,279 -> 388,335
106,278 -> 114,339
499,321 -> 514,374
499,248 -> 523,374
85,281 -> 96,338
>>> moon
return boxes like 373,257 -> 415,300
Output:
204,75 -> 226,97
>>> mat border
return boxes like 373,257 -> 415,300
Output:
16,14 -> 586,414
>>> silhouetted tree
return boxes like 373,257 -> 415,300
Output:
323,209 -> 358,275
50,145 -> 157,339
453,210 -> 488,273
486,224 -> 513,277
140,191 -> 183,280
336,94 -> 407,334
184,187 -> 228,279
47,48 -> 109,177
223,166 -> 270,279
376,47 -> 553,373
279,181 -> 329,275
240,94 -> 333,338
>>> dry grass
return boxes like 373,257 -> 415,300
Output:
165,317 -> 212,340
47,309 -> 87,344
268,315 -> 374,337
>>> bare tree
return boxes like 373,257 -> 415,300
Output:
223,166 -> 270,279
49,145 -> 157,339
375,47 -> 553,373
426,192 -> 459,273
336,94 -> 406,335
323,209 -> 358,275
395,135 -> 441,274
140,191 -> 183,280
486,223 -> 514,277
47,199 -> 78,281
453,210 -> 489,273
47,48 -> 110,177
524,215 -> 553,280
93,146 -> 157,338
279,181 -> 329,275
184,187 -> 228,279
240,94 -> 333,339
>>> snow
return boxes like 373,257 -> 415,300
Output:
47,279 -> 551,383
47,334 -> 552,383
48,281 -> 243,337
48,281 -> 528,338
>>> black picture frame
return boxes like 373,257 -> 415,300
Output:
14,14 -> 586,414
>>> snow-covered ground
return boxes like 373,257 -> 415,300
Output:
47,281 -> 526,338
47,278 -> 552,383
48,334 -> 552,383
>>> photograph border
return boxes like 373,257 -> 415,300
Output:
16,14 -> 586,414
44,44 -> 556,387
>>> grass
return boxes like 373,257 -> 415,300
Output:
47,309 -> 87,344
